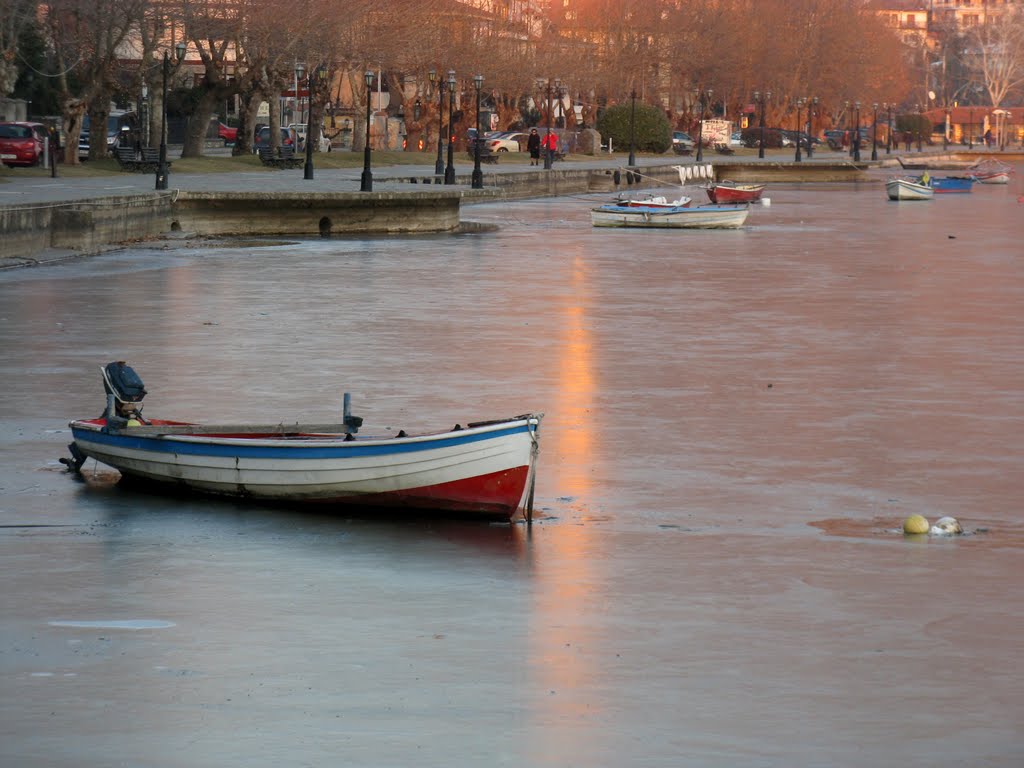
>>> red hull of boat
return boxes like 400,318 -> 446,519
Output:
706,184 -> 764,204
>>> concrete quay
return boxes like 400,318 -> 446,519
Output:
0,148 -> 982,266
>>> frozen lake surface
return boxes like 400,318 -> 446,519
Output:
2,170 -> 1023,767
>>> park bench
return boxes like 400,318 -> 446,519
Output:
257,146 -> 303,169
466,140 -> 499,164
114,146 -> 165,173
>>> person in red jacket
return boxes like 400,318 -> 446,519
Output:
542,131 -> 559,162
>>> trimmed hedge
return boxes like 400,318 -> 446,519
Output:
597,103 -> 672,154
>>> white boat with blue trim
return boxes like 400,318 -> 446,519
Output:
886,176 -> 934,201
64,363 -> 543,521
591,202 -> 749,229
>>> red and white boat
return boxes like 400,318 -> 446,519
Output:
705,180 -> 766,204
969,159 -> 1013,185
64,363 -> 543,521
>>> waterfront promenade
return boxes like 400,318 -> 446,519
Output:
0,149 -> 878,206
1,146 -> 1011,266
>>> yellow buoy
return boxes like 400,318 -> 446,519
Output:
903,514 -> 930,534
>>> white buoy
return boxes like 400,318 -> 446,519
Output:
761,197 -> 771,206
930,516 -> 963,535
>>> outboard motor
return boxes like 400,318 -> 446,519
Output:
100,361 -> 147,427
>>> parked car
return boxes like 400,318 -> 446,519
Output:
672,131 -> 695,152
218,122 -> 238,145
824,127 -> 869,149
253,126 -> 295,152
78,112 -> 135,160
0,121 -> 46,166
484,131 -> 526,152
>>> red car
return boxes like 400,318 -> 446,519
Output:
218,122 -> 238,145
0,122 -> 46,167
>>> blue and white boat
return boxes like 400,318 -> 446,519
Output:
591,202 -> 749,229
65,363 -> 543,521
886,176 -> 934,201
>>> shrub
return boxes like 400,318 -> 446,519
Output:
597,103 -> 672,154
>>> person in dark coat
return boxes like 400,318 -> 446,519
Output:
527,128 -> 541,166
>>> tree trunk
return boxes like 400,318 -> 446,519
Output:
61,99 -> 87,167
181,87 -> 220,158
87,101 -> 112,160
232,88 -> 263,156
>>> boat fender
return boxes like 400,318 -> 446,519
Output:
613,170 -> 621,185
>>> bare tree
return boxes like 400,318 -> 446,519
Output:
0,0 -> 38,97
43,0 -> 143,164
969,6 -> 1024,107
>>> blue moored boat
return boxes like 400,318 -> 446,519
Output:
931,175 -> 975,193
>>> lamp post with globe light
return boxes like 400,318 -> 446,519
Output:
429,69 -> 444,176
360,70 -> 373,192
303,65 -> 326,180
794,97 -> 805,162
471,74 -> 483,189
871,102 -> 879,161
444,71 -> 456,184
628,89 -> 637,166
156,41 -> 186,190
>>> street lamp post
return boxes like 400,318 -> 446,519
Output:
853,102 -> 861,161
444,70 -> 456,184
915,103 -> 922,151
156,41 -> 186,191
429,69 -> 444,176
303,65 -> 325,181
294,62 -> 305,127
695,88 -> 711,163
871,102 -> 879,161
557,77 -> 565,128
794,97 -> 804,162
471,74 -> 483,189
755,90 -> 770,159
541,78 -> 554,170
140,85 -> 149,148
885,103 -> 893,154
628,89 -> 637,166
360,70 -> 373,192
806,96 -> 817,158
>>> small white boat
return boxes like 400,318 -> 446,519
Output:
591,202 -> 749,229
613,193 -> 692,208
64,362 -> 543,521
886,177 -> 934,201
969,159 -> 1013,185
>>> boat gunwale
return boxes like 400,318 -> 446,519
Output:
69,414 -> 542,449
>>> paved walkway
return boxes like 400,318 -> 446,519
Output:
0,149 -> 890,206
